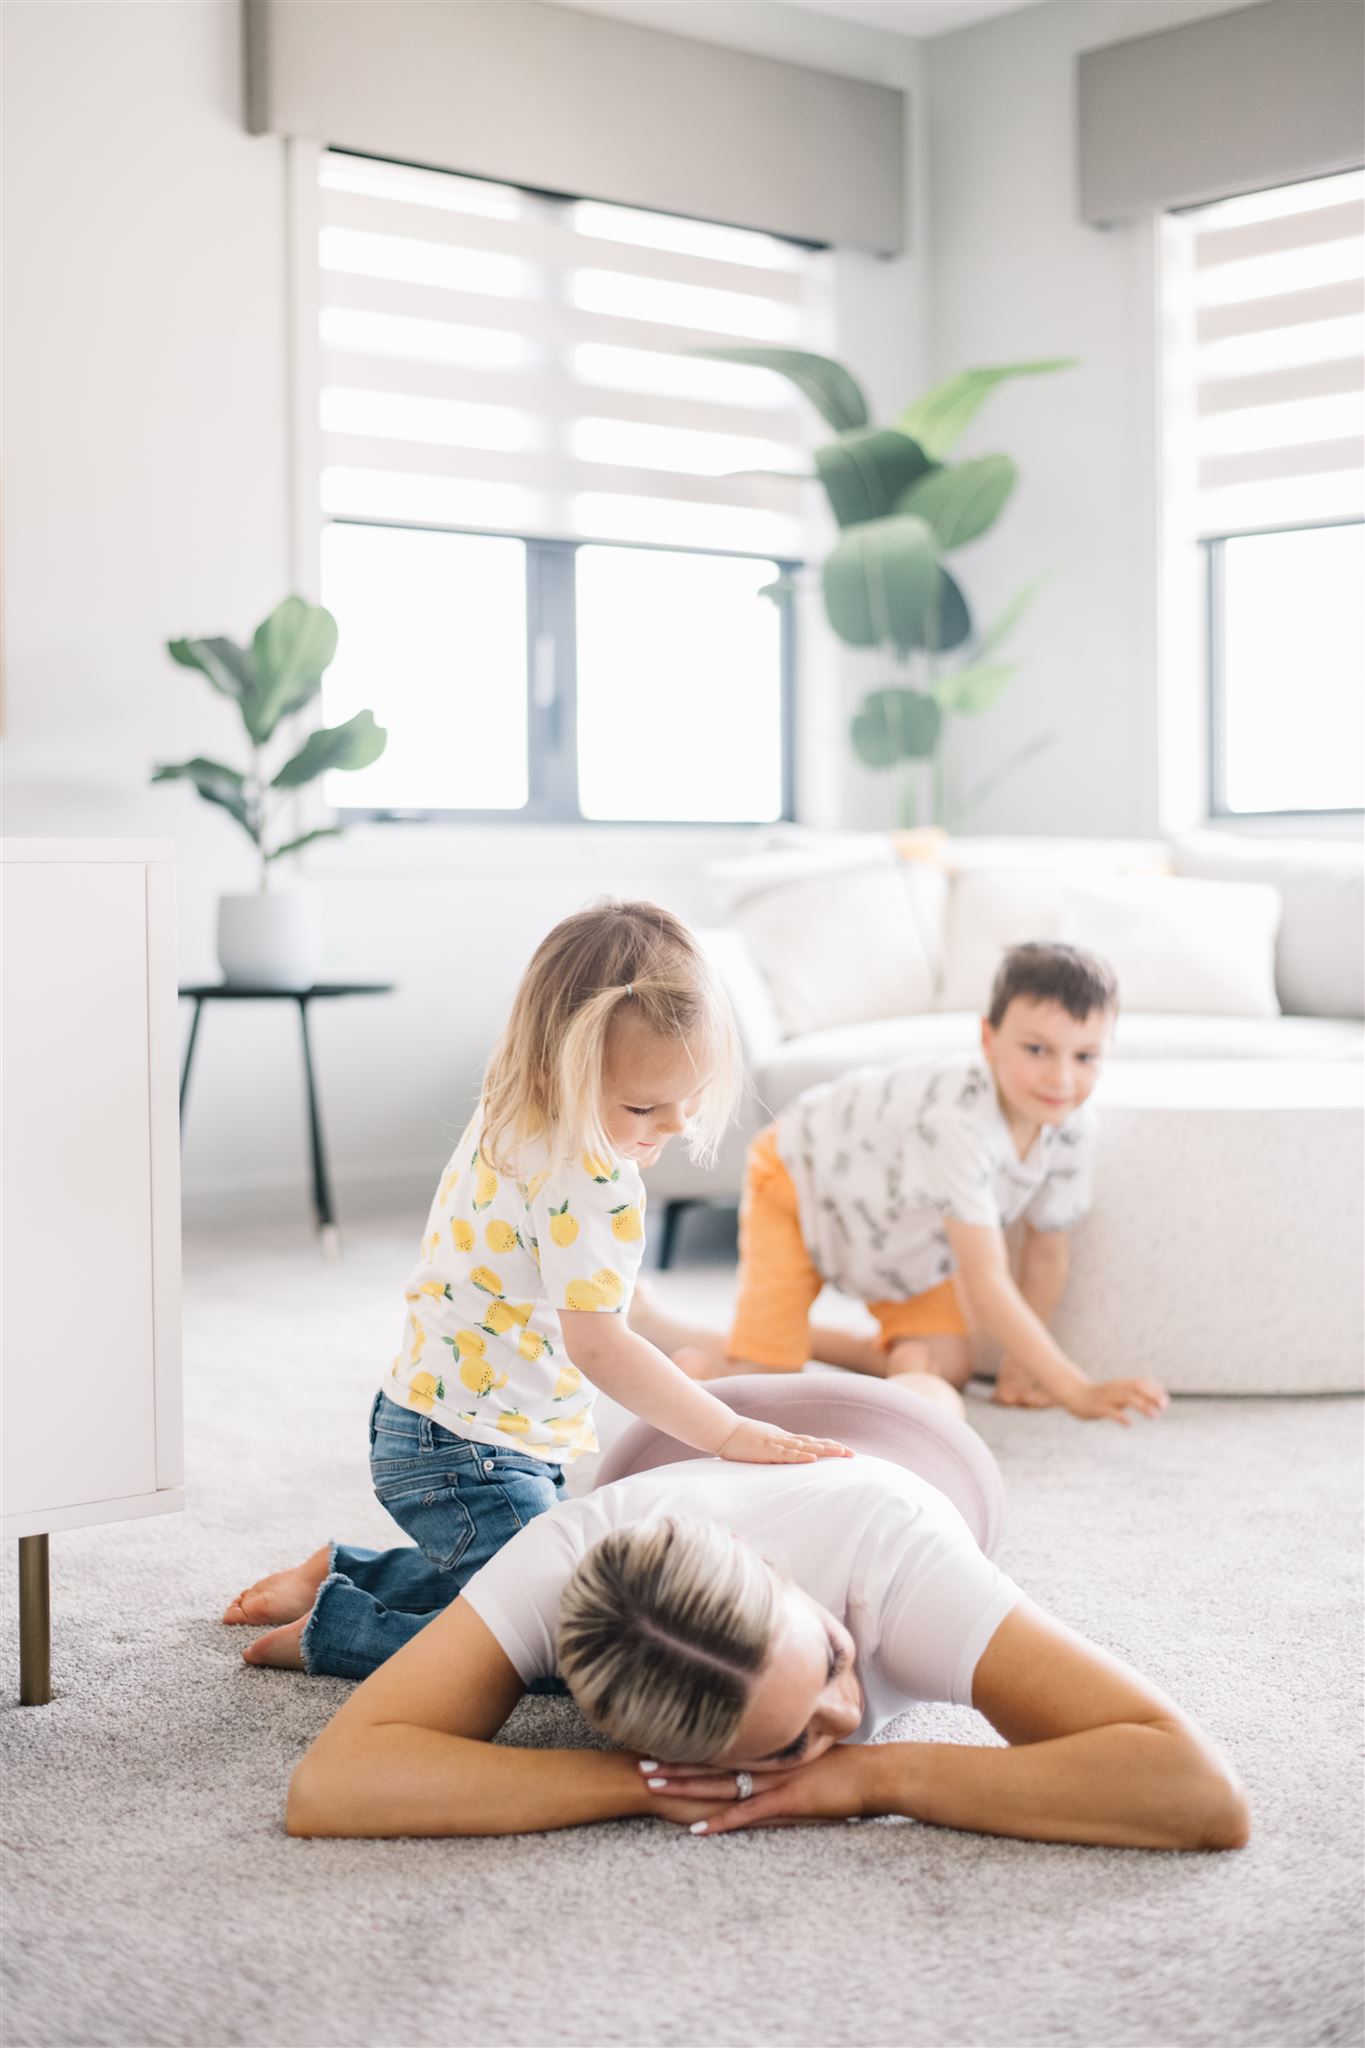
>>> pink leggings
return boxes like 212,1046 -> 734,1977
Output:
594,1373 -> 1006,1558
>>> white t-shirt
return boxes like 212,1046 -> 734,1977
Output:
776,1058 -> 1096,1303
384,1116 -> 647,1462
461,1455 -> 1022,1739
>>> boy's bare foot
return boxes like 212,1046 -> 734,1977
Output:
807,1323 -> 891,1378
629,1282 -> 729,1375
992,1360 -> 1055,1409
223,1544 -> 331,1626
672,1345 -> 719,1380
886,1369 -> 968,1422
242,1616 -> 307,1669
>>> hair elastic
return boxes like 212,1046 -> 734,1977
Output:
623,983 -> 635,997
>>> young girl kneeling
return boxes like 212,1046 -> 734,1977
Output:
224,900 -> 847,1677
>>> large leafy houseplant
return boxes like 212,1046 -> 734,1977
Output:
701,349 -> 1072,827
152,595 -> 386,888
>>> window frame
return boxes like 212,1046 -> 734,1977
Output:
325,514 -> 800,828
1203,513 -> 1364,824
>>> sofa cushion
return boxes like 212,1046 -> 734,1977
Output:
709,843 -> 947,1039
936,869 -> 1282,1018
756,1010 -> 1364,1115
1172,830 -> 1365,1020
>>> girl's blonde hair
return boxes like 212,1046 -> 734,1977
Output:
478,900 -> 741,1175
556,1516 -> 778,1764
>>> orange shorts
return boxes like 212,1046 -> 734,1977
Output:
726,1126 -> 968,1372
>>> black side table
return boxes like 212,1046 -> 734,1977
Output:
178,983 -> 394,1254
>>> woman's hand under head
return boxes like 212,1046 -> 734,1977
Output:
634,1584 -> 865,1829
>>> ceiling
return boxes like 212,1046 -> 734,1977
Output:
789,0 -> 1047,36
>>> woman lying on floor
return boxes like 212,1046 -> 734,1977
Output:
282,1378 -> 1249,1851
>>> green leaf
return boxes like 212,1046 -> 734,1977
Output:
151,757 -> 257,840
271,708 -> 386,789
927,567 -> 973,654
898,455 -> 1017,549
977,577 -> 1045,659
850,688 -> 942,768
932,662 -> 1015,715
822,514 -> 940,652
266,825 -> 346,863
815,429 -> 934,528
692,347 -> 871,432
248,598 -> 339,742
897,360 -> 1075,460
166,636 -> 258,707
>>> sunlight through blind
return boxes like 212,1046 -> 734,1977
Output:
317,151 -> 827,555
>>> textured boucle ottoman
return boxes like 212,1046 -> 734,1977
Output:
1049,1061 -> 1363,1394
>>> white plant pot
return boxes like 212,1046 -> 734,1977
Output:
216,891 -> 321,991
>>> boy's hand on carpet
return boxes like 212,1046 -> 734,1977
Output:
638,1747 -> 867,1834
1065,1376 -> 1168,1426
718,1417 -> 853,1464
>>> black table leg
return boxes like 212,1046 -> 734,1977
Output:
178,997 -> 205,1141
297,996 -> 339,1255
657,1199 -> 699,1270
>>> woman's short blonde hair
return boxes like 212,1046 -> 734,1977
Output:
556,1516 -> 778,1764
478,900 -> 741,1175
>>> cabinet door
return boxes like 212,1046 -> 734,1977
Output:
2,862 -> 158,1516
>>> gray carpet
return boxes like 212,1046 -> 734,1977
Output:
3,1214 -> 1362,2048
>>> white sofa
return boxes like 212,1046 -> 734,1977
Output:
649,827 -> 1365,1256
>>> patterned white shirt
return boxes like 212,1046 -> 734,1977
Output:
384,1115 -> 647,1462
775,1058 -> 1095,1303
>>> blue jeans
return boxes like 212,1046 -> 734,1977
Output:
302,1391 -> 565,1681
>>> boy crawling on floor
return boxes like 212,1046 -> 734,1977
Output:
635,941 -> 1167,1427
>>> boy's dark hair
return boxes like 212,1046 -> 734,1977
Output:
987,942 -> 1118,1029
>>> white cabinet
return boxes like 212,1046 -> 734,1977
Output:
2,841 -> 183,1701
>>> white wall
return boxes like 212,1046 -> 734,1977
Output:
922,0 -> 1248,838
1,0 -> 924,1220
4,0 -> 1262,1217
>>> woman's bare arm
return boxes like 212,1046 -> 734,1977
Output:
876,1600 -> 1249,1850
644,1602 -> 1249,1852
286,1598 -> 650,1839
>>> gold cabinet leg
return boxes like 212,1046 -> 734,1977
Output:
18,1535 -> 51,1705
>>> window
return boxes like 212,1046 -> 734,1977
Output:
308,150 -> 827,823
1164,170 -> 1364,819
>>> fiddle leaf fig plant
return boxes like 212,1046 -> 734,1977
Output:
701,346 -> 1072,826
153,596 -> 386,887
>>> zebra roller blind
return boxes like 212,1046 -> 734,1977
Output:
1169,168 -> 1364,538
316,150 -> 827,557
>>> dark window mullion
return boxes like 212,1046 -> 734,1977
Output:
1206,537 -> 1227,818
528,541 -> 580,823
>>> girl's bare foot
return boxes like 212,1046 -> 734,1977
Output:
223,1544 -> 330,1626
242,1616 -> 307,1669
993,1360 -> 1055,1409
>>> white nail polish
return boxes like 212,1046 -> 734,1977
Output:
639,1761 -> 659,1773
689,1821 -> 708,1835
647,1777 -> 666,1789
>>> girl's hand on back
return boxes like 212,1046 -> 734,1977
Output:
718,1418 -> 852,1463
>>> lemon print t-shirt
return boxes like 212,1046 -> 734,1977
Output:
386,1115 -> 648,1462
